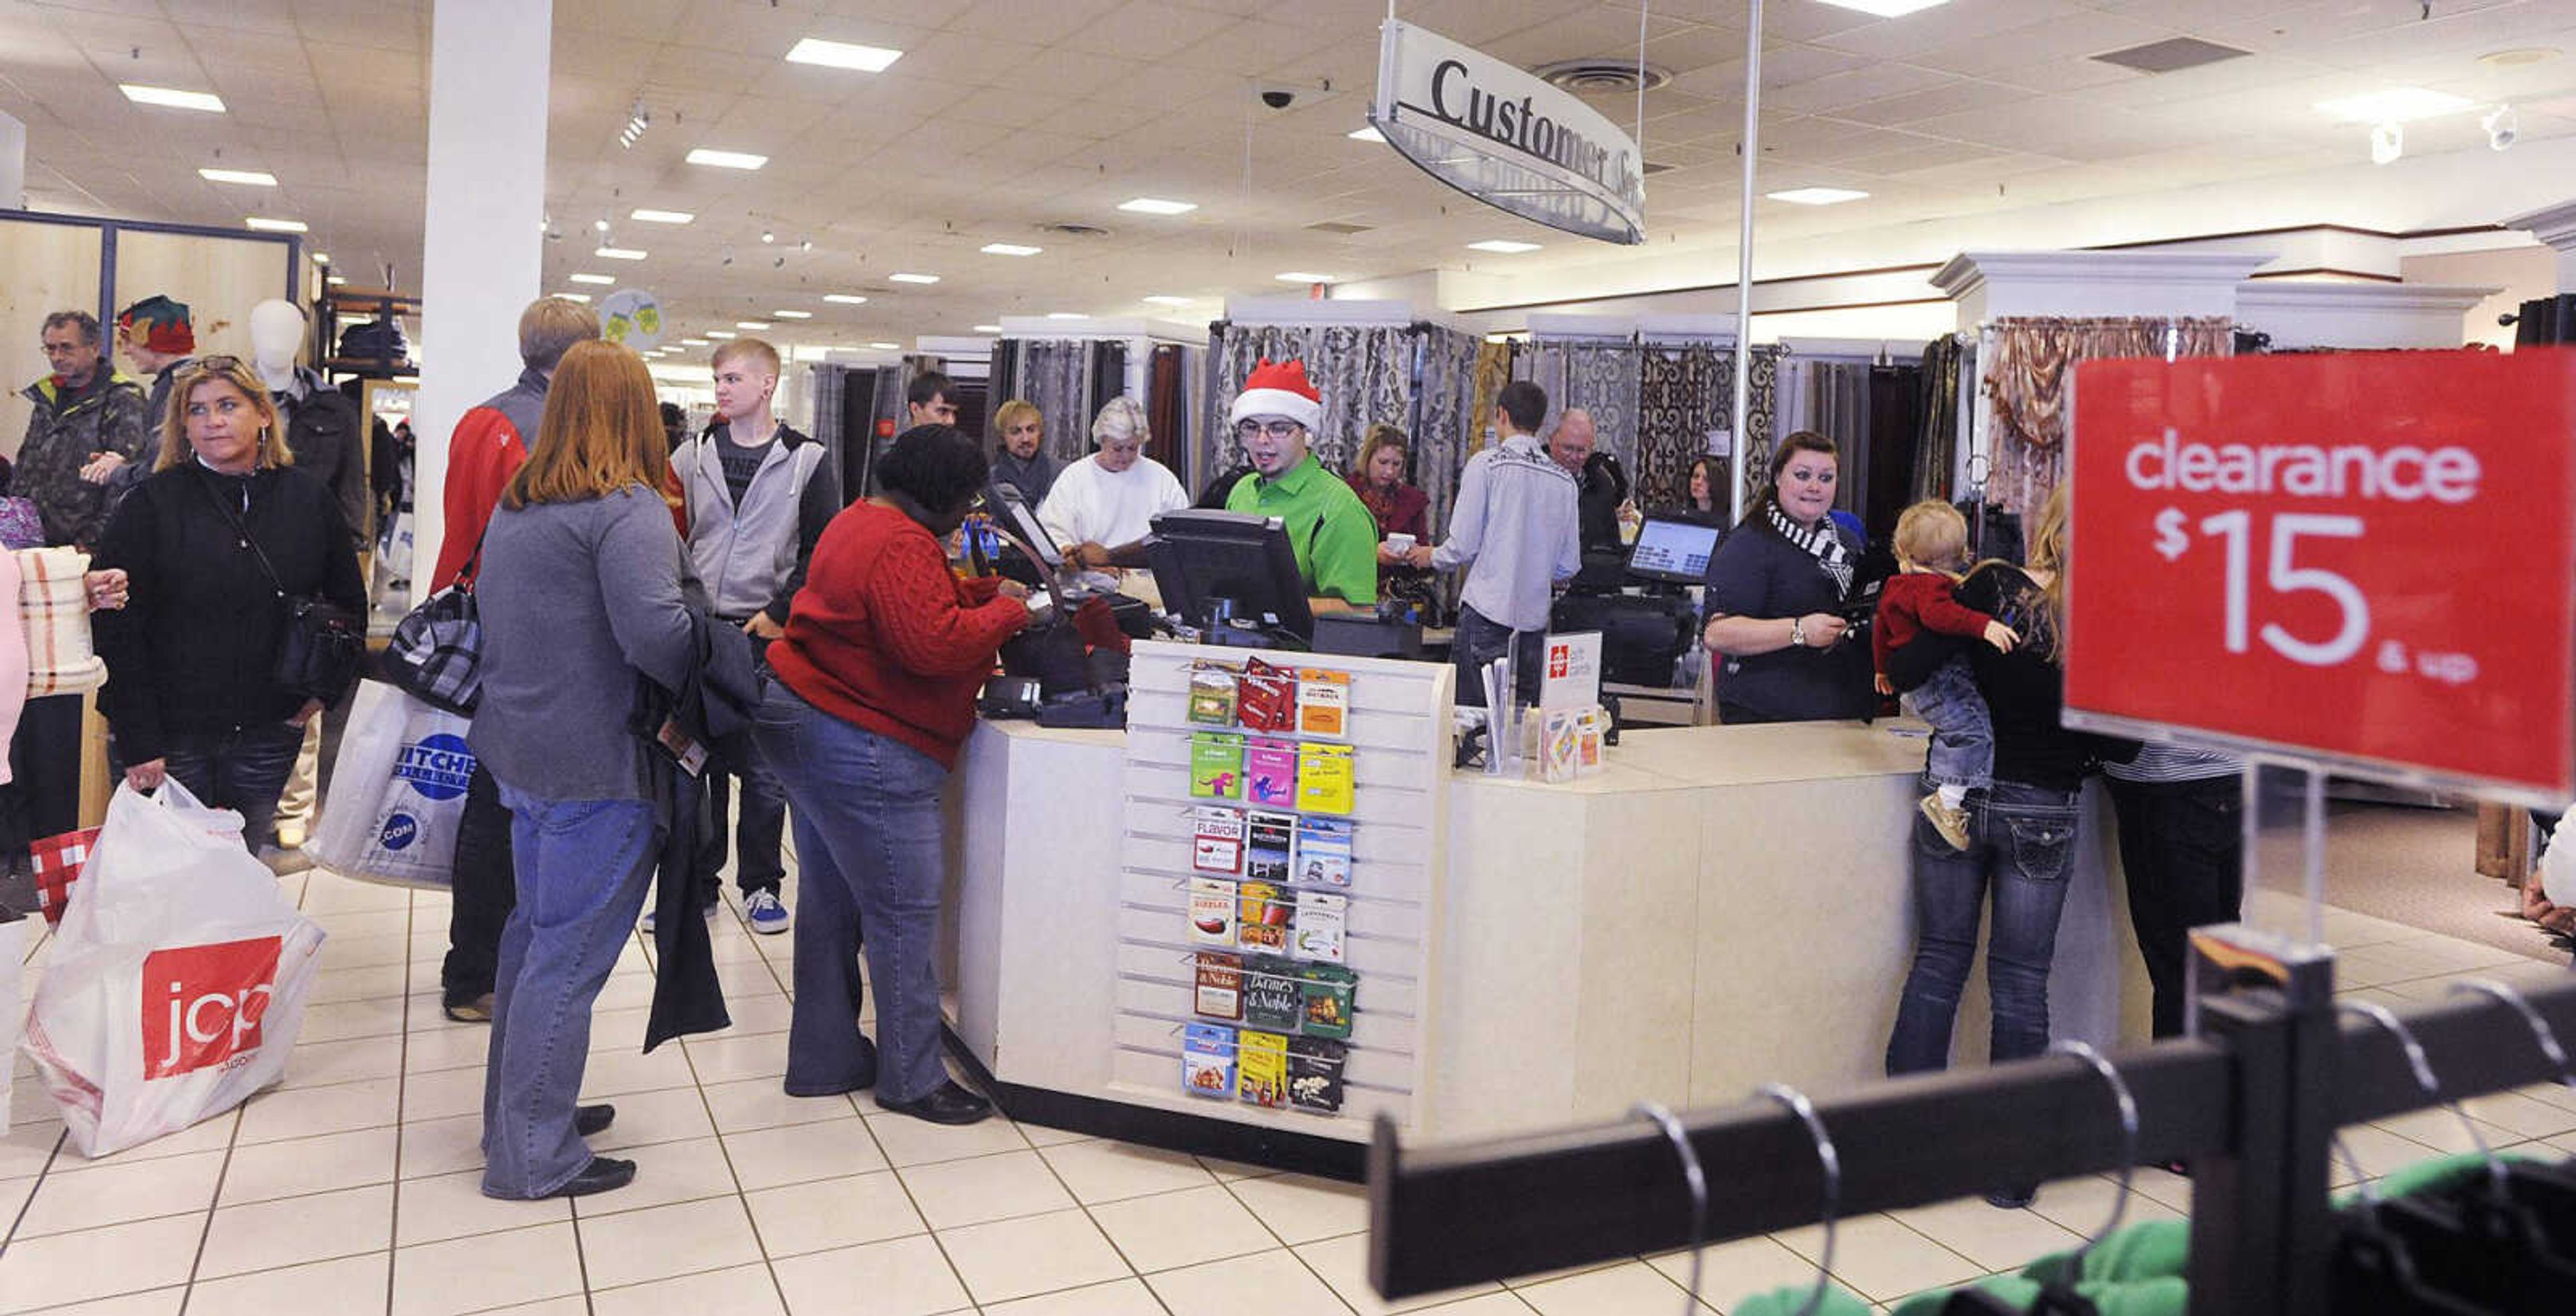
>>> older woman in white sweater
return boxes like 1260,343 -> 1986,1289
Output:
1037,396 -> 1187,570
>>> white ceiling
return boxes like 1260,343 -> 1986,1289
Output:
7,0 -> 2576,352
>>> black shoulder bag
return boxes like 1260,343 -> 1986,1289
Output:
200,471 -> 366,705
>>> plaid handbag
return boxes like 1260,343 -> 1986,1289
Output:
15,546 -> 107,697
381,543 -> 481,715
30,827 -> 101,925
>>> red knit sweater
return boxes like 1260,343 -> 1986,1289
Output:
1872,570 -> 2000,678
767,502 -> 1029,768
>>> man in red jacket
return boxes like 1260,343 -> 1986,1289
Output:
435,298 -> 600,1021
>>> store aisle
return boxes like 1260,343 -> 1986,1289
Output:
5,857 -> 2575,1315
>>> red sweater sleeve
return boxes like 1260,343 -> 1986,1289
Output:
1909,581 -> 2000,640
862,537 -> 1028,678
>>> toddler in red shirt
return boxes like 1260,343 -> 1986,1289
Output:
1874,501 -> 2021,848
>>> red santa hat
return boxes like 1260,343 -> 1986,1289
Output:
1228,358 -> 1322,434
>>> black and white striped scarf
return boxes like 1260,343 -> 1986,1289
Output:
1767,503 -> 1853,595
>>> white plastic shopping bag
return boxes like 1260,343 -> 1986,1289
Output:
306,680 -> 474,890
20,778 -> 326,1157
0,914 -> 23,1133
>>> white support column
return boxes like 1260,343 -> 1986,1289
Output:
2505,200 -> 2576,292
0,109 -> 24,209
413,0 -> 551,603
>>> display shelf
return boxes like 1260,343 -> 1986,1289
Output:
315,286 -> 421,379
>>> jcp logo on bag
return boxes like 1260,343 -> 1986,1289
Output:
393,733 -> 476,802
140,936 -> 283,1079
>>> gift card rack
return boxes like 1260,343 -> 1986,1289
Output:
1110,639 -> 1454,1142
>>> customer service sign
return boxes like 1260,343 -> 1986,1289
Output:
2061,350 -> 2576,801
1368,20 -> 1646,245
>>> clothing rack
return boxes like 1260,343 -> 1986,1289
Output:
1367,927 -> 2576,1315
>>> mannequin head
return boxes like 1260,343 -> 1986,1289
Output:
249,299 -> 307,378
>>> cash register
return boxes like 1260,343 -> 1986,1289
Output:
1549,517 -> 1714,687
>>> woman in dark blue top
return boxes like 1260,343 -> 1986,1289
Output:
1700,432 -> 1872,723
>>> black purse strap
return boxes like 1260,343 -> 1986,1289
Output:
196,467 -> 288,601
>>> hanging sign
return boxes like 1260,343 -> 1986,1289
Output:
598,289 -> 665,351
1367,19 -> 1646,245
2061,349 -> 2576,803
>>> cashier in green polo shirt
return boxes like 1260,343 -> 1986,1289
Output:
1220,358 -> 1378,611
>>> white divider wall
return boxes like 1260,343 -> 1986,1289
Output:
1109,640 -> 1453,1142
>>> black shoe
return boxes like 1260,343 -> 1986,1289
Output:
1984,1186 -> 2037,1210
875,1080 -> 994,1125
549,1156 -> 636,1198
576,1104 -> 616,1137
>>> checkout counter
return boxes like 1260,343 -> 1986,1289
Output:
938,637 -> 2151,1174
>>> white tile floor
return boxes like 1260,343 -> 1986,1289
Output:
4,865 -> 2575,1313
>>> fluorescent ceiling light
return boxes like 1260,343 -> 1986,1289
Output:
824,294 -> 869,305
200,167 -> 275,187
772,309 -> 813,319
1348,125 -> 1386,143
326,275 -> 349,285
706,330 -> 737,338
686,148 -> 769,170
1142,295 -> 1196,306
1119,197 -> 1198,215
246,217 -> 307,232
2315,87 -> 2474,123
557,293 -> 592,303
681,338 -> 710,346
311,252 -> 331,265
595,246 -> 647,260
1046,312 -> 1089,319
1275,271 -> 1336,283
629,208 -> 694,224
569,272 -> 615,285
981,242 -> 1043,256
737,321 -> 771,330
785,36 -> 904,72
1810,0 -> 1951,16
1466,240 -> 1542,253
973,325 -> 1002,334
869,340 -> 902,349
121,83 -> 224,112
1767,187 -> 1870,205
890,272 -> 940,284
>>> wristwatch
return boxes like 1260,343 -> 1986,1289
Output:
1789,616 -> 1807,648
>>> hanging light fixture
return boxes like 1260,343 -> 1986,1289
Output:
619,99 -> 651,149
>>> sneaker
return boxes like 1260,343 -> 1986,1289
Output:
745,889 -> 791,935
1919,794 -> 1972,851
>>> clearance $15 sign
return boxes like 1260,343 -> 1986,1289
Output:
2063,350 -> 2576,799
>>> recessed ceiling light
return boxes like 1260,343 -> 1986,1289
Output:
2315,87 -> 2474,123
200,167 -> 276,187
1046,312 -> 1089,320
686,148 -> 769,170
569,272 -> 615,285
246,217 -> 308,232
1275,271 -> 1336,283
972,325 -> 1002,334
772,309 -> 813,319
121,84 -> 224,113
630,208 -> 694,224
981,242 -> 1043,256
2481,47 -> 2562,68
1348,125 -> 1386,143
1768,187 -> 1870,205
1466,240 -> 1542,253
595,247 -> 647,260
311,252 -> 331,265
706,330 -> 737,339
1811,0 -> 1951,15
737,321 -> 771,330
824,294 -> 869,305
326,275 -> 349,285
1118,197 -> 1199,215
558,293 -> 592,303
785,37 -> 904,72
1142,295 -> 1197,306
890,272 -> 940,284
869,340 -> 902,350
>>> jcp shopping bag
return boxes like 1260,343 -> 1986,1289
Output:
305,680 -> 474,889
21,778 -> 325,1157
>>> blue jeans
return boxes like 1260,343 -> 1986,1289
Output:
752,682 -> 951,1103
1452,604 -> 1544,709
480,790 -> 659,1197
1885,778 -> 2082,1076
1898,656 -> 1994,793
160,721 -> 307,852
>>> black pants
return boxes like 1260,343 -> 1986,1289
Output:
2107,773 -> 2245,1039
1452,604 -> 1544,709
3,695 -> 87,856
690,730 -> 786,903
161,721 -> 306,852
441,762 -> 517,1007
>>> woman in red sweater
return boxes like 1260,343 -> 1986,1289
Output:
755,424 -> 1031,1125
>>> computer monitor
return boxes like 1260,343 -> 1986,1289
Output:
1144,509 -> 1314,645
979,479 -> 1063,569
1626,517 -> 1720,585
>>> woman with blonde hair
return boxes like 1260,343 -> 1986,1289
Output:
470,339 -> 697,1200
91,354 -> 365,852
1346,423 -> 1435,614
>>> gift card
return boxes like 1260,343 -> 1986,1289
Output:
1242,956 -> 1306,1033
1236,878 -> 1291,952
1190,732 -> 1244,801
1295,668 -> 1350,739
1297,963 -> 1357,1040
1238,1029 -> 1290,1108
1244,739 -> 1298,807
1193,951 -> 1243,1021
1192,807 -> 1245,876
1291,891 -> 1346,964
1238,656 -> 1297,733
1244,809 -> 1296,884
1287,1036 -> 1348,1114
1187,877 -> 1237,946
1293,817 -> 1352,889
1187,662 -> 1242,726
1183,1022 -> 1237,1099
1295,742 -> 1356,815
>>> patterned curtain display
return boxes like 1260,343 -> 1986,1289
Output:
1010,339 -> 1092,466
1408,326 -> 1481,540
1982,316 -> 2231,512
1468,340 -> 1514,455
1911,336 -> 1966,504
1633,344 -> 1780,515
1202,324 -> 1411,480
1523,341 -> 1640,476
